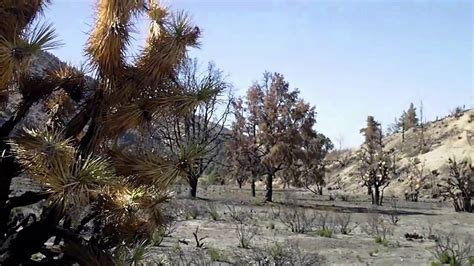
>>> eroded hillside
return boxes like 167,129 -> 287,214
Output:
326,109 -> 474,198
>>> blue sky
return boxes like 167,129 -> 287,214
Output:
44,0 -> 473,148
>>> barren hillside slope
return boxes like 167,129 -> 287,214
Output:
326,109 -> 473,199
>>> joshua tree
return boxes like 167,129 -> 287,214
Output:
438,157 -> 473,212
405,157 -> 426,202
0,0 -> 212,264
359,116 -> 396,205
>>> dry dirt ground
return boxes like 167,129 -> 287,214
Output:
150,185 -> 474,265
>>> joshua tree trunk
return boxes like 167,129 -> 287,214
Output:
251,177 -> 256,197
0,156 -> 19,236
372,185 -> 381,206
0,100 -> 33,236
265,173 -> 273,202
463,196 -> 472,213
188,176 -> 198,198
0,205 -> 63,265
317,185 -> 323,195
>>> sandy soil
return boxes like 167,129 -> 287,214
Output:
150,185 -> 474,265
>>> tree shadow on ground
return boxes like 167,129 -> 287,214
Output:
270,200 -> 439,216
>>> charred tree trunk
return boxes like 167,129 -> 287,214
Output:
0,206 -> 63,265
463,196 -> 472,213
251,177 -> 256,197
317,185 -> 323,195
402,122 -> 405,143
0,100 -> 34,236
264,173 -> 273,202
237,179 -> 243,189
0,156 -> 20,237
0,100 -> 33,137
373,185 -> 381,206
188,176 -> 198,198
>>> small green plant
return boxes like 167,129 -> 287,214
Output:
206,203 -> 220,221
207,247 -> 224,262
185,203 -> 200,219
250,196 -> 264,206
171,242 -> 181,253
151,227 -> 166,246
375,236 -> 389,247
114,240 -> 154,265
317,228 -> 333,238
269,241 -> 287,263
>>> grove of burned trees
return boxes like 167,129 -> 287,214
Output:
228,72 -> 331,202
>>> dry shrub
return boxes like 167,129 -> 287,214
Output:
205,202 -> 220,221
164,247 -> 212,265
387,201 -> 401,225
182,200 -> 201,219
226,205 -> 258,249
334,213 -> 358,235
363,213 -> 394,241
438,157 -> 473,213
278,206 -> 317,233
252,241 -> 325,265
235,221 -> 258,249
431,233 -> 473,266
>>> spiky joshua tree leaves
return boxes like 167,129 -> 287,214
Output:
0,0 -> 210,264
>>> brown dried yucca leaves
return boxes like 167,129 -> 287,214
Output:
109,142 -> 206,189
97,185 -> 171,243
10,129 -> 119,211
0,0 -> 51,40
46,64 -> 88,102
0,22 -> 61,104
86,0 -> 146,79
136,9 -> 200,86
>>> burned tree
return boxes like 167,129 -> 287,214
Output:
439,157 -> 473,212
228,73 -> 318,202
359,116 -> 396,205
405,158 -> 426,202
298,134 -> 334,195
145,58 -> 231,198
